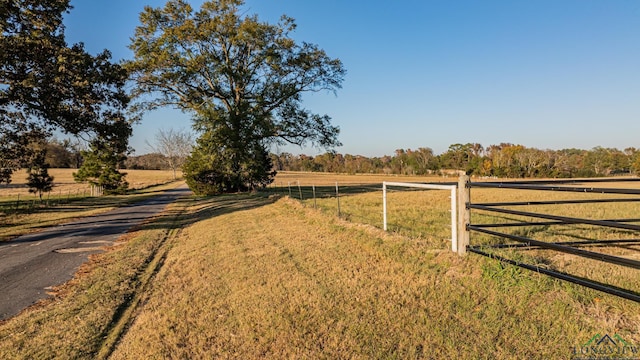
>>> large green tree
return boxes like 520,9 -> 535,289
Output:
0,0 -> 131,183
128,0 -> 345,194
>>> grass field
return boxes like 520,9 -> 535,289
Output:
0,168 -> 180,197
283,174 -> 640,303
0,172 -> 639,359
0,169 -> 182,242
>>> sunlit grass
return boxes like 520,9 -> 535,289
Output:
107,196 -> 639,358
273,170 -> 452,186
0,199 -> 190,359
0,172 -> 639,358
0,176 -> 185,242
0,168 -> 180,197
282,174 -> 640,305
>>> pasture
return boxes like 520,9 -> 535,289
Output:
0,168 -> 180,197
0,169 -> 181,242
0,171 -> 638,359
281,173 -> 640,301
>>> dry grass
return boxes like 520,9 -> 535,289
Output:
0,179 -> 184,242
0,198 -> 190,359
0,168 -> 180,197
287,175 -> 640,303
1,173 -> 639,359
274,170 -> 451,186
108,196 -> 638,359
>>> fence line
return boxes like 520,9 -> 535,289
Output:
460,176 -> 640,302
272,180 -> 456,245
1,188 -> 91,214
271,176 -> 640,301
383,181 -> 458,252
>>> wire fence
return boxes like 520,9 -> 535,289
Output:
0,180 -> 176,216
265,181 -> 456,247
269,176 -> 640,302
0,188 -> 95,215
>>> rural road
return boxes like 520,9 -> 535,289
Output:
0,184 -> 192,321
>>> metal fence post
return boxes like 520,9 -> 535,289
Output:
335,182 -> 341,217
312,185 -> 317,209
383,182 -> 388,231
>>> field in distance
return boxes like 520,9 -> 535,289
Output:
0,168 -> 181,197
273,170 -> 454,186
0,169 -> 183,242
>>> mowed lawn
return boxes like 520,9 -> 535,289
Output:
0,174 -> 639,358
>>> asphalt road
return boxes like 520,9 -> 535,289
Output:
0,184 -> 192,321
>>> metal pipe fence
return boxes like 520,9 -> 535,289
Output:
268,176 -> 640,302
461,176 -> 640,302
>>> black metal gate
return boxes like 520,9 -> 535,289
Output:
463,177 -> 640,302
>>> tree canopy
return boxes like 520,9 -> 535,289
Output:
128,0 -> 345,194
73,133 -> 129,195
0,0 -> 131,183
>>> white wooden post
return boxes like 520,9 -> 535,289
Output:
450,185 -> 457,252
335,182 -> 340,217
312,185 -> 317,209
457,174 -> 470,256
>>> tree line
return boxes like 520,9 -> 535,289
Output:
39,139 -> 640,178
271,143 -> 640,178
14,137 -> 182,172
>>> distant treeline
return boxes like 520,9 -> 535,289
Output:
42,139 -> 640,178
271,143 -> 640,178
39,138 -> 173,171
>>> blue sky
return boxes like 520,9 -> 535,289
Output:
64,0 -> 640,157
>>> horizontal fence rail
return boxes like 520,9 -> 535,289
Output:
471,181 -> 640,195
462,176 -> 640,302
469,204 -> 640,232
270,175 -> 640,302
468,247 -> 640,303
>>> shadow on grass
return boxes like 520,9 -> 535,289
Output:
135,192 -> 280,233
0,186 -> 190,243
